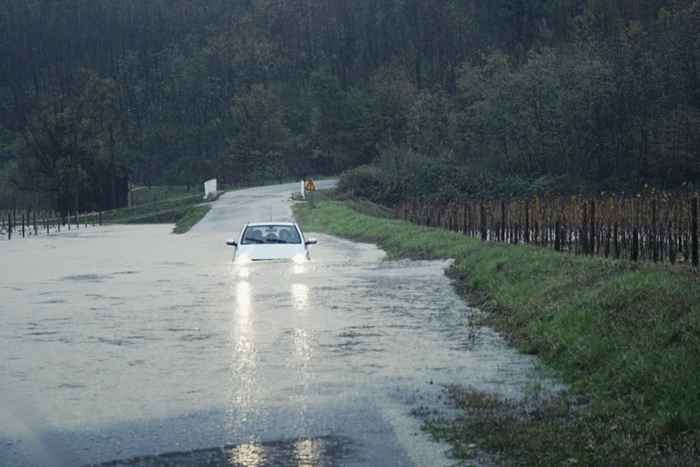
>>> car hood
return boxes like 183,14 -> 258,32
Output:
238,244 -> 305,261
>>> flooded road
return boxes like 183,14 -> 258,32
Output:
2,182 -> 547,466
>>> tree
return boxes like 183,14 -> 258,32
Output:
226,85 -> 291,184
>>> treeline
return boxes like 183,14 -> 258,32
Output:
0,0 -> 699,211
337,1 -> 700,203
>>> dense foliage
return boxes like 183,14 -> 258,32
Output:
1,0 -> 699,209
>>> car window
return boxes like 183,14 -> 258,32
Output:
241,225 -> 301,244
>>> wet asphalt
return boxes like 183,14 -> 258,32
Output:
1,182 -> 546,467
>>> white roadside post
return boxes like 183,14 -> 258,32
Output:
300,180 -> 306,200
204,179 -> 218,200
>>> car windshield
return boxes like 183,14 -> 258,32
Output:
241,225 -> 302,244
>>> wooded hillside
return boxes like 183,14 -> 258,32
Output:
1,0 -> 698,210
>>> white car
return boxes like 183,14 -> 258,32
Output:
226,222 -> 317,264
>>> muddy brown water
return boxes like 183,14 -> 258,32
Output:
1,183 -> 556,467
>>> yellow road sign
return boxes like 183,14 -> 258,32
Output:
304,179 -> 316,192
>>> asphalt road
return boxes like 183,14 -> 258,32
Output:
190,180 -> 338,235
1,182 -> 546,467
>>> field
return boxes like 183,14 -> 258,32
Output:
295,200 -> 700,466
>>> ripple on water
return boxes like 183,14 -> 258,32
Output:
337,330 -> 384,339
25,330 -> 59,336
62,274 -> 111,283
96,337 -> 134,347
179,333 -> 215,342
35,299 -> 67,305
57,382 -> 87,390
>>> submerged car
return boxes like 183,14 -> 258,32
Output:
226,222 -> 317,264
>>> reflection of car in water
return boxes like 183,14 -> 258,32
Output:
226,222 -> 317,264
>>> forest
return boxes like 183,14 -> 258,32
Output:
0,0 -> 698,211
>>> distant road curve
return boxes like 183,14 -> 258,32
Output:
190,179 -> 337,234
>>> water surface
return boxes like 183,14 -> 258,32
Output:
1,183 -> 552,467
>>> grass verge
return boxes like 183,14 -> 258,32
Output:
173,205 -> 211,234
79,193 -> 210,233
129,185 -> 196,206
97,194 -> 203,224
294,200 -> 700,466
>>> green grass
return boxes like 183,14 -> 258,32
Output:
294,201 -> 700,466
129,185 -> 196,206
96,194 -> 203,224
78,190 -> 211,233
173,205 -> 211,234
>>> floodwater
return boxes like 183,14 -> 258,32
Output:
1,183 -> 552,467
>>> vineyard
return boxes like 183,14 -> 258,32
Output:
397,193 -> 700,268
0,210 -> 103,240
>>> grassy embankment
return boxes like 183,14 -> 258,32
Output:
84,187 -> 212,234
294,200 -> 700,466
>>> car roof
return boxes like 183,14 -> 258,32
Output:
245,222 -> 297,228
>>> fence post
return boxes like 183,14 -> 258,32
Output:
632,200 -> 640,262
480,203 -> 487,241
22,212 -> 25,238
651,199 -> 658,263
589,200 -> 596,255
668,221 -> 675,264
579,202 -> 587,255
500,201 -> 506,242
692,196 -> 698,268
524,200 -> 530,244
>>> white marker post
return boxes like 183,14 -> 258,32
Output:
300,180 -> 306,200
204,179 -> 218,200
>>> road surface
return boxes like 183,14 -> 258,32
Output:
0,182 -> 549,466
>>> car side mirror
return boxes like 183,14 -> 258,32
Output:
226,240 -> 238,247
305,238 -> 318,246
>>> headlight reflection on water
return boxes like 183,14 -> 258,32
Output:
235,254 -> 252,266
292,254 -> 307,265
295,439 -> 322,467
236,281 -> 252,314
291,283 -> 309,311
228,443 -> 266,467
225,439 -> 322,467
238,267 -> 250,279
228,280 -> 256,415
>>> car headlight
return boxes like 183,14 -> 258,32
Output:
292,254 -> 307,265
236,254 -> 252,265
